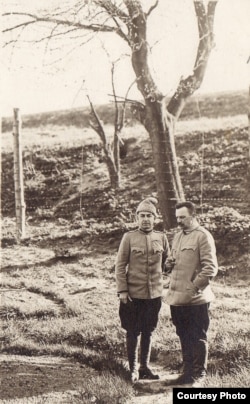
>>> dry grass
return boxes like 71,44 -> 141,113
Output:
1,234 -> 249,393
1,96 -> 249,400
1,114 -> 247,154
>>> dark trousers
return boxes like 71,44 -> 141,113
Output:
170,304 -> 210,377
119,298 -> 161,371
119,297 -> 162,335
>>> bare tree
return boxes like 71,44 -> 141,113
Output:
3,0 -> 218,228
87,56 -> 133,189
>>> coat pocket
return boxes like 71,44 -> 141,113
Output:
180,244 -> 197,268
153,246 -> 164,255
152,241 -> 164,255
181,244 -> 196,251
131,247 -> 145,255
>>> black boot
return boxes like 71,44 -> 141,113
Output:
138,333 -> 159,380
126,334 -> 139,383
170,338 -> 193,385
192,339 -> 208,387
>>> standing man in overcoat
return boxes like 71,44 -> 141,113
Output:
166,201 -> 218,387
115,197 -> 169,383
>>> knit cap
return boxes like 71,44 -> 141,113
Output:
136,197 -> 158,217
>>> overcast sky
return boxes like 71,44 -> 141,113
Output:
1,0 -> 250,117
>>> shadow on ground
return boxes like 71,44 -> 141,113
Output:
0,355 -> 97,401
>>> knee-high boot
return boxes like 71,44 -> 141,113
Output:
126,334 -> 139,382
171,337 -> 193,385
193,339 -> 208,377
139,333 -> 159,380
180,338 -> 193,378
192,339 -> 208,387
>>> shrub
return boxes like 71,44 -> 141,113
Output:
198,207 -> 250,260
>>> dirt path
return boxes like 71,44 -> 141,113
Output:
0,355 -> 180,403
130,372 -> 176,404
0,354 -> 97,403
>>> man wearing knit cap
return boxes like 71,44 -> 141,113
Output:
115,197 -> 169,383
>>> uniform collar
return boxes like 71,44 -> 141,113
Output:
183,224 -> 200,235
138,228 -> 153,235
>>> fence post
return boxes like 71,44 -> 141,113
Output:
13,108 -> 25,242
248,84 -> 250,189
247,58 -> 250,193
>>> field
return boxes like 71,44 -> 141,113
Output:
1,91 -> 250,403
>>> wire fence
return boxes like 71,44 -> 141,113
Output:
1,123 -> 249,224
1,91 -> 249,228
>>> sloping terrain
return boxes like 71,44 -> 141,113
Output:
1,91 -> 250,403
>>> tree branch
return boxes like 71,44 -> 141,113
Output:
95,1 -> 130,43
97,0 -> 128,21
146,0 -> 159,17
3,19 -> 36,33
167,0 -> 218,119
207,0 -> 218,45
119,77 -> 137,131
33,26 -> 79,44
87,95 -> 107,145
2,11 -> 127,39
111,62 -> 120,136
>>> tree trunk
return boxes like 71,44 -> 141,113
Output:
125,0 -> 217,228
125,0 -> 184,228
105,152 -> 120,189
144,99 -> 185,228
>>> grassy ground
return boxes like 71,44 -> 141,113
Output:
1,231 -> 249,402
1,91 -> 250,402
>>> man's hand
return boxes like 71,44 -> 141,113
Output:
119,292 -> 132,304
164,257 -> 176,273
186,283 -> 199,296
